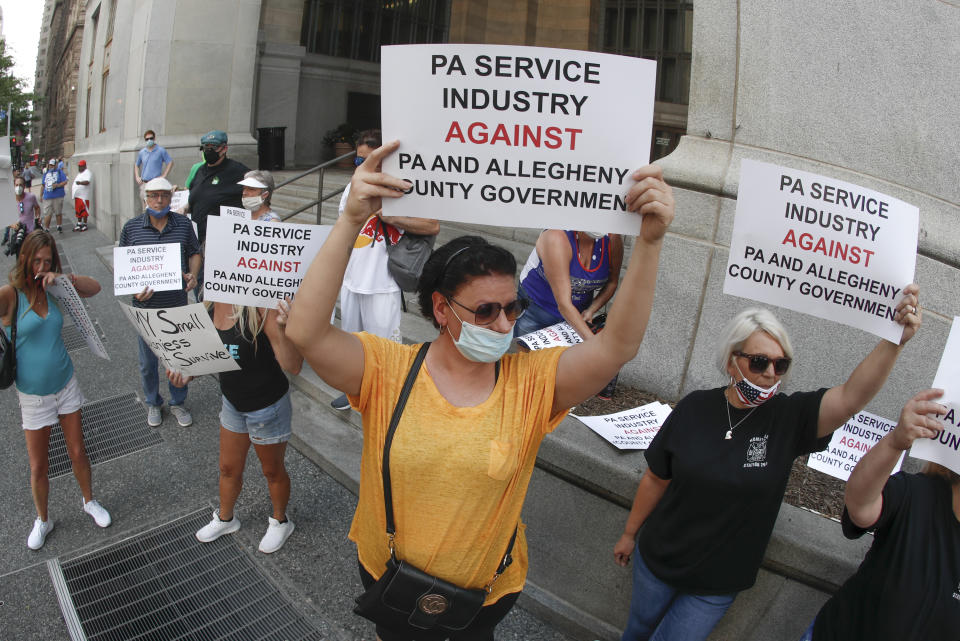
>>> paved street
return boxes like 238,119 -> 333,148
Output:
0,225 -> 571,641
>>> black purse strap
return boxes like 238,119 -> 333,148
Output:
381,343 -> 515,591
9,289 -> 18,351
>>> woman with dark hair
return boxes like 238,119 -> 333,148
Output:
799,388 -> 959,641
0,230 -> 110,550
613,299 -> 921,641
286,140 -> 675,640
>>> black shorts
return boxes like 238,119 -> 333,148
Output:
357,559 -> 520,641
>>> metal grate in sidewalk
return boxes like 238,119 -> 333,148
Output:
47,393 -> 161,479
52,510 -> 324,640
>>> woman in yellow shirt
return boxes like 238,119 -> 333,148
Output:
286,140 -> 675,641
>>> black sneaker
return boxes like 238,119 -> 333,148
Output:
57,225 -> 62,233
331,394 -> 351,410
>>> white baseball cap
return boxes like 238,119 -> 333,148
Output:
237,176 -> 269,189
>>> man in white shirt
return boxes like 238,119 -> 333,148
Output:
71,160 -> 93,231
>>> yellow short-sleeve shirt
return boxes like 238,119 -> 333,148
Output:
348,333 -> 569,604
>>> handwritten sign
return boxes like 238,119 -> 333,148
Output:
724,159 -> 918,343
516,321 -> 583,351
380,44 -> 656,235
119,303 -> 239,376
46,276 -> 110,359
910,316 -> 960,474
571,402 -> 672,450
113,243 -> 182,295
220,205 -> 251,220
807,409 -> 904,481
170,190 -> 189,212
202,216 -> 331,307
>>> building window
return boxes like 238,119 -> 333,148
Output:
599,0 -> 693,106
105,0 -> 116,43
85,85 -> 91,138
99,71 -> 109,133
301,0 -> 450,62
89,5 -> 100,65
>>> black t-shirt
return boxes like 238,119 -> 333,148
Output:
638,386 -> 829,594
216,315 -> 288,412
188,157 -> 249,243
813,472 -> 960,641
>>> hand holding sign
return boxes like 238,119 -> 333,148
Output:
345,141 -> 411,226
892,283 -> 921,345
625,165 -> 675,243
891,389 -> 947,452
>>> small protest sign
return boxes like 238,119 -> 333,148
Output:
170,190 -> 189,212
807,409 -> 903,481
113,243 -> 183,295
220,205 -> 251,220
910,316 -> 960,475
119,302 -> 239,376
515,321 -> 583,351
47,275 -> 110,359
724,159 -> 918,343
380,44 -> 656,235
571,402 -> 672,450
202,216 -> 331,307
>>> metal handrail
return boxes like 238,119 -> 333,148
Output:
275,149 -> 356,224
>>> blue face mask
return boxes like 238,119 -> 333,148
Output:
354,156 -> 365,167
147,206 -> 170,219
448,307 -> 513,363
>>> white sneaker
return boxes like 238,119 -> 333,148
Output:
258,516 -> 295,553
196,510 -> 240,543
82,499 -> 112,527
169,404 -> 193,427
27,518 -> 54,550
147,405 -> 162,427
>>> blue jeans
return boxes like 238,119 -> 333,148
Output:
622,548 -> 736,641
137,336 -> 188,408
512,296 -> 562,338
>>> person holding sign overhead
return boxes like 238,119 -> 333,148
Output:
798,389 -> 959,641
286,139 -> 674,641
1,230 -> 111,549
613,296 -> 921,641
119,177 -> 202,428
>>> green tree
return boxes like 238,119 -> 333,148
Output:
0,39 -> 36,142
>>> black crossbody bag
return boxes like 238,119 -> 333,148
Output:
353,342 -> 517,632
0,291 -> 18,389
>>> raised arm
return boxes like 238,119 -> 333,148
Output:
613,468 -> 671,566
264,298 -> 303,375
379,215 -> 440,236
286,141 -> 410,394
552,166 -> 674,413
537,229 -> 596,341
817,285 -> 921,437
845,388 -> 945,528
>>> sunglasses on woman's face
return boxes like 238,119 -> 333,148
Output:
735,351 -> 791,375
448,296 -> 529,325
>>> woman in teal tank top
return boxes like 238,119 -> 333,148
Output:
0,230 -> 111,550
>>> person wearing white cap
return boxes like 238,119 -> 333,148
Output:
118,176 -> 202,428
237,170 -> 278,222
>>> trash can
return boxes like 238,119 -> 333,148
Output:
257,126 -> 286,171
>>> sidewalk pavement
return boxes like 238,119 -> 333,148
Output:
0,224 -> 572,641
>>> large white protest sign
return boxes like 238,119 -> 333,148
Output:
515,321 -> 583,351
572,402 -> 672,450
119,303 -> 239,376
113,243 -> 182,295
170,190 -> 189,212
724,159 -> 918,343
807,409 -> 903,481
47,275 -> 110,359
220,205 -> 251,220
202,216 -> 331,307
910,316 -> 960,475
380,44 -> 656,235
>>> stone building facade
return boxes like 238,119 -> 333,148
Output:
38,0 -> 86,159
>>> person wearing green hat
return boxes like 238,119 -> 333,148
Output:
184,130 -> 249,245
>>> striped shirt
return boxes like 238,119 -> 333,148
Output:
119,212 -> 201,309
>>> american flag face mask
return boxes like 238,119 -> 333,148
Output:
732,361 -> 781,407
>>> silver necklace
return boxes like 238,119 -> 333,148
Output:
724,387 -> 757,440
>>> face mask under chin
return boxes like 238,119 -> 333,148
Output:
732,360 -> 781,407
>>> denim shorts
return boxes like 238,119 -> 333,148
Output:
219,391 -> 292,445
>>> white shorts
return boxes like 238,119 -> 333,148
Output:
339,287 -> 402,343
18,374 -> 86,430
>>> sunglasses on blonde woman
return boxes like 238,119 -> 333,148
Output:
734,351 -> 792,375
447,296 -> 529,325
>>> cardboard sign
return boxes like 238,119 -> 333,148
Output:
170,190 -> 189,212
119,303 -> 239,375
380,44 -> 656,235
572,402 -> 672,450
113,243 -> 183,295
807,409 -> 904,481
724,159 -> 918,343
220,205 -> 251,220
202,216 -> 331,307
46,276 -> 110,359
910,316 -> 960,474
515,321 -> 583,351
